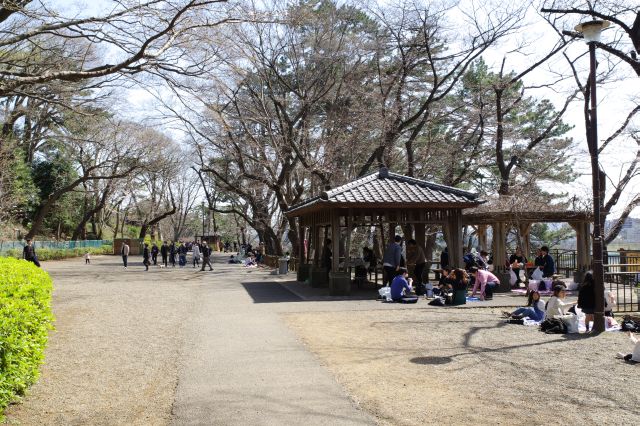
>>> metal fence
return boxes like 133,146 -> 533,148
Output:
0,240 -> 112,254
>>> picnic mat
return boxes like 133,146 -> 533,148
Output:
510,288 -> 577,296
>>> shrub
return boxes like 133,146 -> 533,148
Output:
0,258 -> 54,417
2,244 -> 113,261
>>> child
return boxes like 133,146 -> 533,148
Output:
84,252 -> 91,264
616,331 -> 640,363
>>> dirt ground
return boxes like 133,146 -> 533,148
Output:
283,307 -> 640,426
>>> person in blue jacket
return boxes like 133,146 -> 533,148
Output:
390,267 -> 418,303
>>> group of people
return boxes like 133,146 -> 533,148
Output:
503,271 -> 617,332
120,240 -> 213,271
373,233 -> 565,304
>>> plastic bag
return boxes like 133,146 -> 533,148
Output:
556,314 -> 579,333
531,268 -> 544,281
509,269 -> 517,286
378,286 -> 392,302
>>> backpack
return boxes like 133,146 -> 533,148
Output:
539,318 -> 567,334
621,318 -> 640,332
428,297 -> 445,306
463,254 -> 476,269
414,282 -> 427,296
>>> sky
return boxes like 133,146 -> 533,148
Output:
52,0 -> 640,218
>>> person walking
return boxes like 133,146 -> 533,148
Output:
121,241 -> 130,269
406,239 -> 427,287
382,235 -> 403,287
169,242 -> 177,268
160,241 -> 168,268
84,252 -> 91,264
192,242 -> 201,268
143,243 -> 150,271
201,242 -> 213,271
151,243 -> 159,265
23,239 -> 41,267
178,243 -> 187,267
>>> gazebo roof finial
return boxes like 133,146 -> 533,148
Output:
378,165 -> 389,178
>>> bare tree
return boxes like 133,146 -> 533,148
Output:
541,1 -> 640,244
25,119 -> 155,239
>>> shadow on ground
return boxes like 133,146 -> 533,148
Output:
241,282 -> 303,303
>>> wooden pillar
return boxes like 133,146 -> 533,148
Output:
313,224 -> 321,267
477,225 -> 488,251
518,223 -> 532,257
331,209 -> 340,272
571,221 -> 591,283
345,209 -> 352,271
298,220 -> 305,263
445,210 -> 463,268
415,223 -> 426,253
573,221 -> 592,270
584,222 -> 592,267
492,222 -> 507,273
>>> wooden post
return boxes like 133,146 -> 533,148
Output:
331,209 -> 340,272
298,220 -> 305,263
345,209 -> 352,271
445,210 -> 463,268
518,223 -> 532,257
477,225 -> 488,251
492,222 -> 506,273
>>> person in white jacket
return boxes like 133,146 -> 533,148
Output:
616,332 -> 640,363
544,285 -> 576,320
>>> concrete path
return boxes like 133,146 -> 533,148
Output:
170,262 -> 372,426
2,254 -> 373,426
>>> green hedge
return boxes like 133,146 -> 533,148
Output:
3,244 -> 112,261
0,258 -> 54,416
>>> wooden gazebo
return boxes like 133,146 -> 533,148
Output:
286,167 -> 482,295
462,196 -> 593,285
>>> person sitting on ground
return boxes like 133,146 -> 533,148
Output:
577,271 -> 596,332
503,290 -> 545,322
244,254 -> 257,267
544,285 -> 577,320
390,267 -> 418,303
616,331 -> 640,363
470,267 -> 501,301
434,267 -> 452,296
447,268 -> 469,305
509,247 -> 528,287
539,246 -> 556,278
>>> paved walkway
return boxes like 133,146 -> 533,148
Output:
3,255 -> 373,425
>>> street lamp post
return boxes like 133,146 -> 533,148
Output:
575,19 -> 610,333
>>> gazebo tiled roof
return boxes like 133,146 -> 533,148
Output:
286,168 -> 482,216
462,195 -> 592,225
